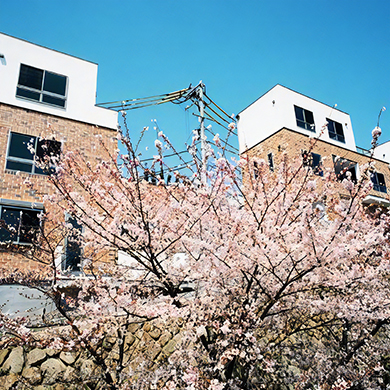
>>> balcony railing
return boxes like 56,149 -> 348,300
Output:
356,146 -> 372,157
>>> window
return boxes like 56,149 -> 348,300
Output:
253,161 -> 259,180
294,106 -> 315,131
0,206 -> 41,244
268,152 -> 274,171
302,151 -> 323,176
333,156 -> 358,183
371,172 -> 387,193
6,132 -> 61,175
327,119 -> 345,143
16,64 -> 67,108
63,216 -> 83,272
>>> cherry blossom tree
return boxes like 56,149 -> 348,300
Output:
1,114 -> 390,390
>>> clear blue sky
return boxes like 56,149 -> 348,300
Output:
1,0 -> 389,156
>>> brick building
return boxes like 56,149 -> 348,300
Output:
237,84 -> 390,207
0,33 -> 118,272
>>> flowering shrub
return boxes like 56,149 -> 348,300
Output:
1,118 -> 390,390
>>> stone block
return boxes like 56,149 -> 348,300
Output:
2,346 -> 24,374
149,327 -> 162,340
0,349 -> 10,367
124,333 -> 135,347
59,351 -> 75,365
158,331 -> 172,347
22,366 -> 42,385
44,349 -> 58,357
80,359 -> 96,380
127,322 -> 141,334
144,341 -> 162,362
63,366 -> 78,383
27,348 -> 47,367
1,373 -> 19,390
162,333 -> 181,356
41,358 -> 66,385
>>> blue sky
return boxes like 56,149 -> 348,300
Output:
1,0 -> 389,158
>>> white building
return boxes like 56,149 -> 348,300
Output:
237,84 -> 390,208
237,84 -> 356,155
0,32 -> 117,130
0,32 -> 118,274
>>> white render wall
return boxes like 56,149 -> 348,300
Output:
237,85 -> 356,154
373,141 -> 390,163
0,33 -> 117,130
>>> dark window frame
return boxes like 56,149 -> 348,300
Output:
6,132 -> 61,175
16,64 -> 67,109
0,205 -> 41,245
327,119 -> 345,143
371,172 -> 387,193
294,105 -> 315,132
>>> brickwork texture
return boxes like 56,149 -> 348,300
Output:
0,103 -> 117,270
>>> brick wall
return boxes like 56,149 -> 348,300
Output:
0,103 -> 117,270
243,127 -> 390,203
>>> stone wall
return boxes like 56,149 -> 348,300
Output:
0,320 -> 184,390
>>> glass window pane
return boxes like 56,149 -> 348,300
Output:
268,153 -> 274,169
65,217 -> 83,271
18,64 -> 43,90
304,109 -> 314,125
16,87 -> 41,101
0,208 -> 20,242
43,72 -> 66,96
348,167 -> 357,183
20,210 -> 40,244
6,160 -> 33,173
42,94 -> 66,107
33,165 -> 48,175
294,106 -> 304,121
8,133 -> 36,160
335,122 -> 344,136
65,241 -> 82,271
312,153 -> 321,167
378,173 -> 386,187
36,139 -> 62,161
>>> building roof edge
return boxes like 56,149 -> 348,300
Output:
0,32 -> 98,65
237,84 -> 350,116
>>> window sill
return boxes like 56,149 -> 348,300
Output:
15,96 -> 67,110
0,241 -> 33,246
329,136 -> 346,144
5,168 -> 50,177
